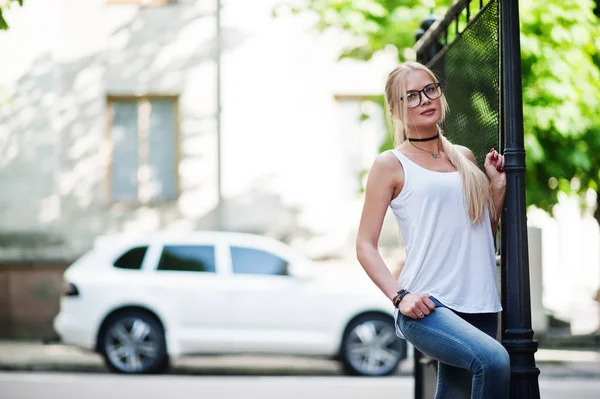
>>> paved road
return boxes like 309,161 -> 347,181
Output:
0,372 -> 599,399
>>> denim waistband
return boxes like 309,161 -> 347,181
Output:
429,295 -> 499,323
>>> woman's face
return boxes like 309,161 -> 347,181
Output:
403,70 -> 443,129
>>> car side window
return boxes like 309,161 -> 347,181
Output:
157,245 -> 216,273
113,246 -> 148,270
231,247 -> 289,276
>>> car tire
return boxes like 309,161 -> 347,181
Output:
340,314 -> 406,377
99,310 -> 169,374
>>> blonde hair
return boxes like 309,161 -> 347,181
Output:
384,61 -> 494,224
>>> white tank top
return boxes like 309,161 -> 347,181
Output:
389,149 -> 502,337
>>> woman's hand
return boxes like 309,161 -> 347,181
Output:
484,148 -> 506,185
398,293 -> 436,319
485,149 -> 507,235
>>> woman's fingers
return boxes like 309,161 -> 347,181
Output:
400,294 -> 437,319
485,150 -> 498,168
411,296 -> 434,319
423,295 -> 436,311
405,304 -> 424,319
412,309 -> 424,319
486,149 -> 506,173
416,302 -> 430,317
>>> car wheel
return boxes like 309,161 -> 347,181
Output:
341,314 -> 406,376
99,311 -> 169,374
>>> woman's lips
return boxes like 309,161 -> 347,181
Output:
421,108 -> 436,115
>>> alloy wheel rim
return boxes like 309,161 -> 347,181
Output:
105,317 -> 160,372
346,320 -> 401,375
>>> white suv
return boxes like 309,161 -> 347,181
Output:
54,231 -> 406,376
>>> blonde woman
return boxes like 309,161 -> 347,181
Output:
356,62 -> 509,398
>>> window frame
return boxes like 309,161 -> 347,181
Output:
105,95 -> 181,205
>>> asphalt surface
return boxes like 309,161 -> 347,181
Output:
1,372 -> 600,399
0,341 -> 599,399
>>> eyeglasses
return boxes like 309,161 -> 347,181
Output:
399,83 -> 443,109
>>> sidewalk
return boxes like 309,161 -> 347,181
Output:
0,340 -> 349,376
0,341 -> 599,378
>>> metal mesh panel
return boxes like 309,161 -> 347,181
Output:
428,0 -> 500,168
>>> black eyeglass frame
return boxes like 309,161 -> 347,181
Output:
399,83 -> 443,109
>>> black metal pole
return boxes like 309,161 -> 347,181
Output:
414,349 -> 424,399
499,0 -> 540,397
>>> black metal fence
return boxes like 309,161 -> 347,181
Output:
417,0 -> 500,168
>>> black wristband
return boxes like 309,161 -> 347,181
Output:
394,289 -> 409,307
399,290 -> 410,303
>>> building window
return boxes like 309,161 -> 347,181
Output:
107,96 -> 179,203
334,95 -> 387,195
107,0 -> 173,6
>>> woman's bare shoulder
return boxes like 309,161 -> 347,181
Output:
372,150 -> 403,173
368,150 -> 405,185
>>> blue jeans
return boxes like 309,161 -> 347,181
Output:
397,297 -> 510,399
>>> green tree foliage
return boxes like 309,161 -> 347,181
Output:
0,0 -> 23,30
276,0 -> 453,61
291,0 -> 600,217
520,0 -> 600,215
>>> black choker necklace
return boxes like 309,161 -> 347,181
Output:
408,133 -> 439,142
